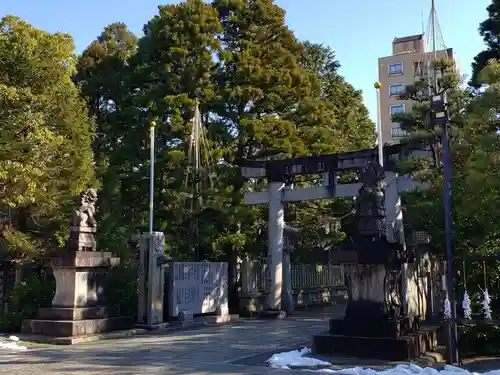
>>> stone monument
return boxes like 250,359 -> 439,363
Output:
312,161 -> 436,361
136,231 -> 170,329
22,188 -> 133,343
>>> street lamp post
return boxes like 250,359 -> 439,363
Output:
149,119 -> 156,236
431,92 -> 458,364
374,82 -> 384,166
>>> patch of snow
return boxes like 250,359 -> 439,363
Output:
317,364 -> 475,375
0,335 -> 28,351
266,348 -> 498,375
267,347 -> 330,369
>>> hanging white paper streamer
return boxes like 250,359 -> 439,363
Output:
462,290 -> 472,319
483,288 -> 492,320
444,295 -> 452,320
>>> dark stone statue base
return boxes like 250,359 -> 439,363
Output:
331,238 -> 414,265
313,329 -> 438,361
330,300 -> 411,338
314,298 -> 435,361
312,264 -> 432,361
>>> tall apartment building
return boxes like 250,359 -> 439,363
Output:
377,34 -> 455,145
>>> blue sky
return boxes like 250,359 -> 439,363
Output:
1,0 -> 492,121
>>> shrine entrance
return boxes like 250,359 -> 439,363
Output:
240,142 -> 437,360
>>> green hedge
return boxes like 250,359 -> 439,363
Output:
0,272 -> 55,332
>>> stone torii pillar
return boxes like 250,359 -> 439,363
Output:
245,177 -> 362,312
282,223 -> 298,313
268,182 -> 285,311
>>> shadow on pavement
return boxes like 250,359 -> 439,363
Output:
0,309 -> 341,375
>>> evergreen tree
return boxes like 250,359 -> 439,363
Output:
131,0 -> 222,259
400,56 -> 500,258
391,57 -> 463,181
0,16 -> 94,260
296,42 -> 374,154
75,23 -> 138,254
77,1 -> 222,258
470,0 -> 500,88
290,42 -> 375,258
73,1 -> 380,265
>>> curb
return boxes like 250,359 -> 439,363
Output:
16,314 -> 240,346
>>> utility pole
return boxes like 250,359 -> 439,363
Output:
430,0 -> 458,359
431,92 -> 457,364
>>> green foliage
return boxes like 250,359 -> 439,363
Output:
401,53 -> 500,257
459,324 -> 500,356
104,263 -> 138,318
73,0 -> 374,263
0,15 -> 95,261
0,272 -> 55,332
470,0 -> 500,87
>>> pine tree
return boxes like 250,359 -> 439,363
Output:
401,55 -> 500,258
0,16 -> 94,260
391,57 -> 463,182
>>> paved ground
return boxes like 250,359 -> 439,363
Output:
3,306 -> 498,375
0,308 -> 339,375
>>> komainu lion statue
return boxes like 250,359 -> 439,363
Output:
70,188 -> 98,228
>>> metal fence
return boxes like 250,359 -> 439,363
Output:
241,261 -> 344,295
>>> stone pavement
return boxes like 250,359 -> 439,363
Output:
0,307 -> 340,375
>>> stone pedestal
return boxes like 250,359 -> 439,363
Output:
22,251 -> 133,342
312,246 -> 438,361
329,264 -> 409,339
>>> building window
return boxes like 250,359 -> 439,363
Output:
388,62 -> 403,76
390,104 -> 405,116
391,126 -> 407,138
389,84 -> 405,96
413,61 -> 423,77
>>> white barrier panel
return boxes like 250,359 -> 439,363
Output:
167,262 -> 228,318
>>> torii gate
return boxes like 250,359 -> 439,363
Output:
241,143 -> 427,312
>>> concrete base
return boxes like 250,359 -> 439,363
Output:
37,306 -> 111,320
22,304 -> 133,338
19,314 -> 240,345
22,315 -> 133,337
